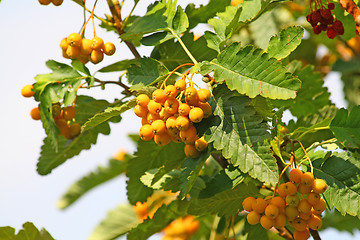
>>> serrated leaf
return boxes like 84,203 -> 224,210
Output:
71,59 -> 91,76
188,182 -> 259,217
14,222 -> 55,240
58,157 -> 128,209
267,26 -> 304,60
88,204 -> 139,240
82,99 -> 136,132
37,96 -> 120,175
244,221 -> 269,240
126,140 -> 186,205
199,43 -> 301,100
322,209 -> 360,234
127,200 -> 189,240
97,59 -> 137,73
200,84 -> 278,185
0,226 -> 15,240
126,58 -> 169,89
310,150 -> 360,218
273,64 -> 331,118
150,32 -> 217,71
330,106 -> 360,149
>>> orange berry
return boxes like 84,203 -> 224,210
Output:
298,183 -> 312,195
286,194 -> 300,207
189,107 -> 204,123
308,214 -> 323,230
231,0 -> 242,6
301,172 -> 315,187
185,87 -> 198,99
307,192 -> 320,206
293,229 -> 310,240
289,168 -> 303,183
260,215 -> 274,230
165,116 -> 177,131
195,136 -> 208,151
197,88 -> 211,102
52,103 -> 62,118
313,198 -> 326,214
164,85 -> 178,99
136,94 -> 150,107
90,50 -> 104,64
247,211 -> 261,225
285,206 -> 299,220
164,98 -> 179,115
60,38 -> 69,51
265,204 -> 279,219
69,123 -> 81,138
270,196 -> 286,210
154,132 -> 171,146
175,79 -> 186,91
299,211 -> 312,221
30,107 -> 41,120
159,108 -> 172,121
178,103 -> 191,116
151,119 -> 166,135
274,214 -> 287,228
103,42 -> 116,56
139,124 -> 154,141
66,46 -> 81,59
284,182 -> 298,195
63,106 -> 76,121
277,183 -> 287,198
91,36 -> 104,50
39,0 -> 51,5
55,118 -> 71,139
62,50 -> 70,59
77,55 -> 89,65
292,217 -> 307,231
134,105 -> 148,118
175,115 -> 190,131
21,85 -> 35,98
298,199 -> 312,214
184,144 -> 200,158
171,134 -> 182,143
242,196 -> 256,212
312,178 -> 327,194
67,33 -> 82,47
147,100 -> 162,114
80,38 -> 93,55
52,0 -> 63,6
152,89 -> 167,104
146,112 -> 160,124
141,117 -> 149,125
251,198 -> 268,214
184,216 -> 200,235
197,102 -> 212,118
179,125 -> 198,144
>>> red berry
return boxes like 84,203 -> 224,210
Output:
327,26 -> 337,39
328,3 -> 335,10
313,25 -> 322,35
311,10 -> 322,23
320,23 -> 328,31
320,9 -> 332,20
333,20 -> 344,35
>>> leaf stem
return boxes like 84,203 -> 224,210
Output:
168,28 -> 199,65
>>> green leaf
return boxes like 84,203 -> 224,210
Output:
71,59 -> 91,76
333,3 -> 356,40
322,209 -> 360,234
88,204 -> 139,240
150,32 -> 218,71
244,221 -> 269,240
37,96 -> 120,175
0,227 -> 15,240
97,59 -> 137,73
330,106 -> 360,149
127,58 -> 169,89
33,60 -> 83,151
199,43 -> 301,100
188,182 -> 259,217
310,150 -> 360,218
15,222 -> 55,240
82,99 -> 136,132
200,84 -> 278,185
127,200 -> 189,240
57,157 -> 128,209
126,139 -> 186,205
267,26 -> 304,60
273,64 -> 331,118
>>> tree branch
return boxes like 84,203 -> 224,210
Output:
211,153 -> 229,169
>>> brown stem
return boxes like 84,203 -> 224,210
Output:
273,153 -> 290,183
94,78 -> 131,95
211,153 -> 229,169
106,0 -> 141,59
310,229 -> 322,240
275,227 -> 293,240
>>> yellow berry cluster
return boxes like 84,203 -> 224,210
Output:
38,0 -> 63,6
60,33 -> 116,64
161,215 -> 200,240
134,78 -> 212,158
242,168 -> 327,240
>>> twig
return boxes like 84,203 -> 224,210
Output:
211,153 -> 229,169
310,229 -> 322,240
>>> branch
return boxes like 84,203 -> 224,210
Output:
211,153 -> 229,169
340,0 -> 360,34
310,229 -> 321,240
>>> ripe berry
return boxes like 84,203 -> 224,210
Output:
308,214 -> 323,230
164,98 -> 179,115
179,125 -> 198,144
189,107 -> 204,123
292,217 -> 307,231
30,107 -> 41,120
284,182 -> 298,195
154,132 -> 171,146
184,144 -> 200,158
285,206 -> 299,220
311,10 -> 321,23
90,50 -> 104,64
299,211 -> 312,221
277,183 -> 288,198
286,194 -> 300,207
39,0 -> 51,5
307,192 -> 320,206
151,119 -> 167,135
21,85 -> 35,98
242,196 -> 256,212
134,105 -> 148,118
103,42 -> 116,56
175,79 -> 186,91
63,106 -> 76,121
60,38 -> 69,51
147,100 -> 162,114
91,37 -> 104,50
69,123 -> 81,138
198,102 -> 212,118
313,198 -> 326,214
333,20 -> 344,35
80,38 -> 93,55
139,124 -> 154,141
293,229 -> 310,240
297,183 -> 312,195
66,46 -> 81,59
327,26 -> 337,39
52,0 -> 63,6
67,33 -> 82,47
298,199 -> 312,214
274,214 -> 287,228
289,168 -> 303,183
175,115 -> 191,131
195,136 -> 208,151
328,3 -> 335,10
164,85 -> 178,99
171,134 -> 182,143
134,201 -> 149,221
159,108 -> 172,120
260,215 -> 274,230
141,117 -> 148,125
197,88 -> 211,102
165,116 -> 177,132
270,196 -> 286,211
152,89 -> 167,104
265,204 -> 279,219
301,172 -> 315,187
136,94 -> 150,107
312,178 -> 327,194
247,211 -> 261,225
320,9 -> 332,20
185,87 -> 198,100
178,103 -> 191,116
252,198 -> 268,214
146,112 -> 160,124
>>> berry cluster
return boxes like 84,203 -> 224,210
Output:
242,168 -> 327,240
306,2 -> 344,39
38,0 -> 63,6
61,33 -> 116,64
134,79 -> 212,158
162,215 -> 200,240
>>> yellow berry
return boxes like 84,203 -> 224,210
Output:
67,33 -> 82,47
292,217 -> 307,232
285,206 -> 299,220
307,192 -> 320,206
298,199 -> 312,214
301,172 -> 315,187
146,112 -> 160,124
195,136 -> 208,151
147,100 -> 162,114
66,46 -> 81,59
164,85 -> 178,99
21,85 -> 35,98
286,194 -> 300,207
260,215 -> 274,230
164,98 -> 179,115
90,50 -> 104,64
139,124 -> 154,141
154,132 -> 171,146
313,198 -> 326,214
91,36 -> 104,50
103,42 -> 116,56
80,38 -> 93,55
308,214 -> 322,230
175,79 -> 186,91
298,183 -> 312,195
136,94 -> 150,107
151,119 -> 166,135
60,38 -> 69,51
69,123 -> 81,138
178,103 -> 191,116
247,211 -> 261,225
38,0 -> 51,5
274,214 -> 287,228
312,178 -> 327,194
175,115 -> 190,131
242,196 -> 256,212
189,107 -> 204,123
179,125 -> 198,144
152,89 -> 167,104
197,88 -> 211,102
30,107 -> 41,120
134,105 -> 148,118
52,0 -> 63,6
198,102 -> 212,118
270,196 -> 286,211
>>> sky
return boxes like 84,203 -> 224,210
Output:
0,0 -> 358,240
